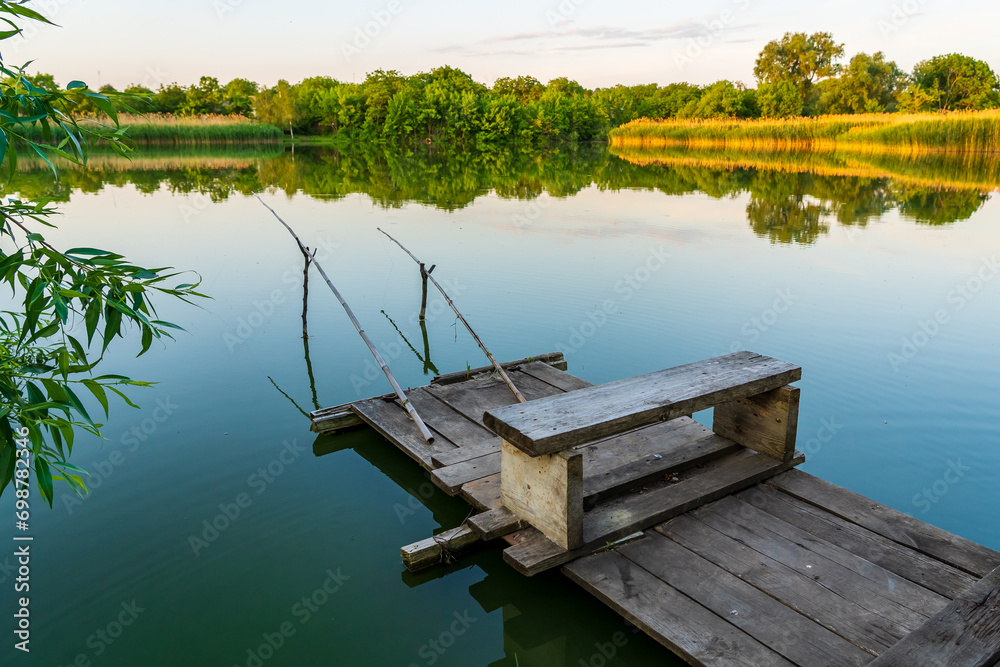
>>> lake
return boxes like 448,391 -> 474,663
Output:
2,143 -> 998,666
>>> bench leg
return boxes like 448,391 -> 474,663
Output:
713,385 -> 800,462
500,440 -> 583,550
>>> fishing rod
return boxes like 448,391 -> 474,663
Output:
258,197 -> 435,444
378,228 -> 527,404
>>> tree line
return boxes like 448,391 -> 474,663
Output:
22,32 -> 1000,147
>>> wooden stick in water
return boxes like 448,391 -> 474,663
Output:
257,197 -> 435,444
377,228 -> 528,404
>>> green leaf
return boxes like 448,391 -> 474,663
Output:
67,81 -> 88,90
65,247 -> 111,256
53,292 -> 69,322
63,386 -> 94,426
83,381 -> 109,418
138,325 -> 153,356
35,457 -> 54,508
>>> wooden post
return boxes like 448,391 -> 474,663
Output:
418,263 -> 432,321
713,385 -> 800,462
500,440 -> 583,550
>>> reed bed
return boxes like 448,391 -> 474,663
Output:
14,114 -> 283,146
609,110 -> 1000,154
610,145 -> 1000,193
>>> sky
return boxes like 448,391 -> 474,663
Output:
5,0 -> 999,90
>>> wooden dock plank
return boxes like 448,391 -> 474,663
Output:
738,484 -> 978,599
692,497 -> 944,630
468,507 -> 529,540
402,387 -> 498,460
771,470 -> 1000,577
350,397 -> 453,468
659,513 -> 903,654
461,474 -> 503,511
871,565 -> 1000,667
616,531 -> 874,666
503,449 -> 804,576
432,418 -> 734,500
432,452 -> 500,494
430,352 -> 565,385
583,430 -> 741,508
563,546 -> 796,666
485,351 -> 802,456
516,361 -> 594,393
401,524 -> 481,572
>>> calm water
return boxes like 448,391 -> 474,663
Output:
2,144 -> 999,666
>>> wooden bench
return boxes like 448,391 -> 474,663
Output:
483,351 -> 804,570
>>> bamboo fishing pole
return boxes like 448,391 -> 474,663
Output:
377,228 -> 527,404
257,197 -> 436,444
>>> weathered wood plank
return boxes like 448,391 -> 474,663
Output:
659,513 -> 902,654
738,484 -> 978,599
425,370 -> 567,466
350,397 -> 453,469
432,418 -> 729,500
431,452 -> 500,494
517,361 -> 594,393
401,387 -> 498,461
583,431 -> 742,508
400,524 -> 481,572
431,352 -> 566,385
460,474 -> 502,512
618,531 -> 874,666
485,351 -> 802,456
503,449 -> 804,576
311,409 -> 365,434
501,441 -> 583,549
871,565 -> 1000,667
562,547 -> 797,667
693,497 -> 943,631
771,469 -> 1000,577
713,385 -> 799,462
467,506 -> 529,540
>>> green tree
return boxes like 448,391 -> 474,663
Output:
222,78 -> 258,116
153,83 -> 188,114
754,32 -> 845,110
819,52 -> 905,114
899,53 -> 1000,111
0,2 -> 204,505
757,80 -> 803,118
679,81 -> 759,119
256,80 -> 302,138
492,76 -> 545,105
181,76 -> 224,115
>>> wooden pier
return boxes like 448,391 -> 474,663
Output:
312,351 -> 1000,666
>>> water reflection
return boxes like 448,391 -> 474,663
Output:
312,429 -> 673,666
5,143 -> 995,246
